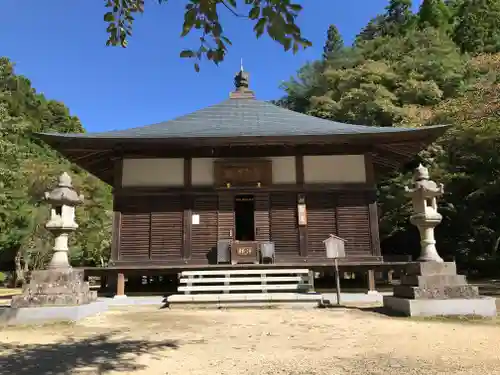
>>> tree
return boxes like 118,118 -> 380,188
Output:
103,0 -> 311,71
355,15 -> 387,45
0,57 -> 112,280
417,0 -> 451,30
452,0 -> 500,54
305,29 -> 467,127
323,25 -> 343,60
384,0 -> 415,37
278,24 -> 500,273
355,0 -> 415,45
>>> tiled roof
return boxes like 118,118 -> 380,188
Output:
37,98 -> 448,140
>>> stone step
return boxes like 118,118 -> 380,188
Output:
167,292 -> 324,305
179,276 -> 306,284
178,284 -> 309,293
181,269 -> 311,276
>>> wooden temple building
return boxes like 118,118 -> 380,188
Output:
36,69 -> 449,292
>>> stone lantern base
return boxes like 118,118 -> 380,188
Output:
11,268 -> 98,308
383,262 -> 497,317
1,269 -> 107,326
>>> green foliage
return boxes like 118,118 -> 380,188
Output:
323,25 -> 344,60
278,4 -> 500,272
452,0 -> 500,54
305,29 -> 467,127
0,57 -> 112,274
355,0 -> 415,45
103,0 -> 311,71
384,0 -> 416,37
417,0 -> 452,30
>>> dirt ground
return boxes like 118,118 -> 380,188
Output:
1,305 -> 500,375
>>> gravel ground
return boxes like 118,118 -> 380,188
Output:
1,305 -> 500,375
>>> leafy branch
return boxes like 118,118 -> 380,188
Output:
103,0 -> 311,71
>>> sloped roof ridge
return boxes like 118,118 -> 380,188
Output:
37,97 -> 450,139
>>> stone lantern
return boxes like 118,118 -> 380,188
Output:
10,172 -> 99,315
44,172 -> 84,269
404,164 -> 445,262
383,164 -> 497,318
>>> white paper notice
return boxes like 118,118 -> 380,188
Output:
192,214 -> 200,225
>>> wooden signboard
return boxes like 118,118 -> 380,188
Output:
231,241 -> 259,264
214,160 -> 272,188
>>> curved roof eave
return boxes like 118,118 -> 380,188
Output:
34,98 -> 451,146
34,124 -> 451,149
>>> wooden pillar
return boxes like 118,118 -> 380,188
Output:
100,275 -> 107,291
367,269 -> 377,294
295,154 -> 307,257
183,157 -> 192,260
116,273 -> 126,298
387,270 -> 394,284
111,158 -> 123,263
364,153 -> 381,257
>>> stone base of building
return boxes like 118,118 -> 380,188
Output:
383,296 -> 496,317
0,301 -> 108,326
10,268 -> 98,308
383,261 -> 497,318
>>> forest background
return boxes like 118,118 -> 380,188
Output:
1,0 -> 500,284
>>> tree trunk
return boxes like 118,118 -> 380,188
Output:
14,248 -> 25,287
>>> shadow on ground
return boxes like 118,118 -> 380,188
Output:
0,330 -> 178,375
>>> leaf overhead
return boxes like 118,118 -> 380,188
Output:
103,0 -> 310,71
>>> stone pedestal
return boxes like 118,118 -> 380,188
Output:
383,262 -> 496,317
11,269 -> 97,308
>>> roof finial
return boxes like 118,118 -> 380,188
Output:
230,59 -> 255,99
234,65 -> 249,90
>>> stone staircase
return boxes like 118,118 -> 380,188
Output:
166,268 -> 324,307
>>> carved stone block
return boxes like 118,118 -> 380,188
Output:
405,262 -> 457,276
400,274 -> 467,289
393,285 -> 479,300
11,269 -> 97,308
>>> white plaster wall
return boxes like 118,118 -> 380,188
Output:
270,156 -> 296,184
121,158 -> 185,187
191,158 -> 215,186
303,155 -> 366,183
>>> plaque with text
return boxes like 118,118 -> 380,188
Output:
214,160 -> 272,187
230,241 -> 259,264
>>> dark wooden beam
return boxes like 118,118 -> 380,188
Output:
182,158 -> 193,260
119,144 -> 373,159
111,158 -> 123,263
114,183 -> 376,197
295,154 -> 307,257
365,153 -> 381,257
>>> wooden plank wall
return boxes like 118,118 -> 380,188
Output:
270,192 -> 300,260
191,195 -> 218,262
336,191 -> 372,257
306,192 -> 337,259
217,193 -> 234,241
115,190 -> 376,264
254,192 -> 270,241
118,195 -> 185,262
150,197 -> 183,261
